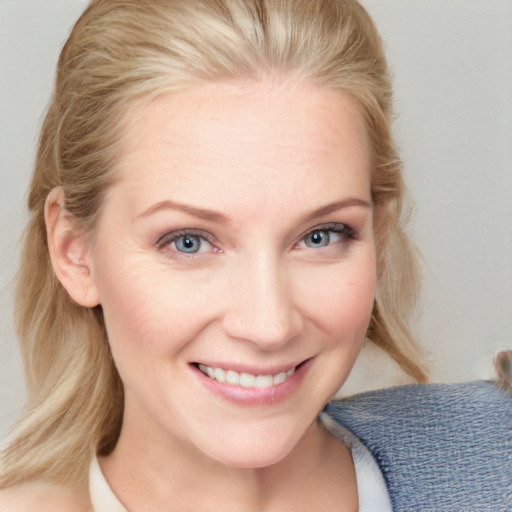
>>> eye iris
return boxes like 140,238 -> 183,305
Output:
307,230 -> 330,248
175,235 -> 201,253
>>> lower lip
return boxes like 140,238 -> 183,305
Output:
191,359 -> 312,406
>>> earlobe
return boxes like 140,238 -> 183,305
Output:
45,188 -> 100,308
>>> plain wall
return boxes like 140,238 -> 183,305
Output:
1,0 -> 511,439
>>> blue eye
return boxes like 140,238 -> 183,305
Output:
174,235 -> 202,254
304,230 -> 331,248
299,223 -> 354,251
156,229 -> 216,257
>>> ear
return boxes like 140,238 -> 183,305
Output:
45,187 -> 100,308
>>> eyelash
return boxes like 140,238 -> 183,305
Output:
296,222 -> 356,250
155,229 -> 218,256
155,223 -> 356,257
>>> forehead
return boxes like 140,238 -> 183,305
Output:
121,78 -> 369,161
112,78 -> 371,216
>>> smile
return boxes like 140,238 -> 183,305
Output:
196,364 -> 297,388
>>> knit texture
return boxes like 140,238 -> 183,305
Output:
325,381 -> 512,512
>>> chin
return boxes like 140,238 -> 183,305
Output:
211,443 -> 294,470
194,417 -> 315,470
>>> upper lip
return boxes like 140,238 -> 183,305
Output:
191,358 -> 310,375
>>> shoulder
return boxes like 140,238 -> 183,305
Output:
0,480 -> 93,512
326,381 -> 511,438
327,380 -> 511,426
325,381 -> 512,511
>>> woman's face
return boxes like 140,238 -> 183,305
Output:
87,79 -> 377,468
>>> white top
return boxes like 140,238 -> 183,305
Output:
89,457 -> 128,512
319,412 -> 392,512
89,415 -> 392,512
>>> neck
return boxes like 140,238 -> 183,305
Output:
99,407 -> 357,511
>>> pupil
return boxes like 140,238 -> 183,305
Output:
312,232 -> 324,244
305,230 -> 330,248
175,235 -> 201,253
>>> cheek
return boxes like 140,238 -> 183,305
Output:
298,254 -> 377,341
94,257 -> 210,364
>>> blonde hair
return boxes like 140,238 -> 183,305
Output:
1,0 -> 427,487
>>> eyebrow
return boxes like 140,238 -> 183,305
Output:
137,199 -> 228,223
137,200 -> 228,223
299,198 -> 371,224
136,197 -> 371,224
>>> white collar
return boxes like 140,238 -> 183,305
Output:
319,412 -> 393,512
89,457 -> 128,512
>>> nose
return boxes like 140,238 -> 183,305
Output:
222,254 -> 303,349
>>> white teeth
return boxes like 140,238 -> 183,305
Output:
239,373 -> 256,388
273,371 -> 287,385
225,370 -> 240,385
200,364 -> 215,379
255,375 -> 273,388
197,364 -> 298,388
213,368 -> 226,383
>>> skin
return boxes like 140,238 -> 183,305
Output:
0,482 -> 93,512
42,77 -> 377,511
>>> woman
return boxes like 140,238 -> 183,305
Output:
0,1 -> 508,511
